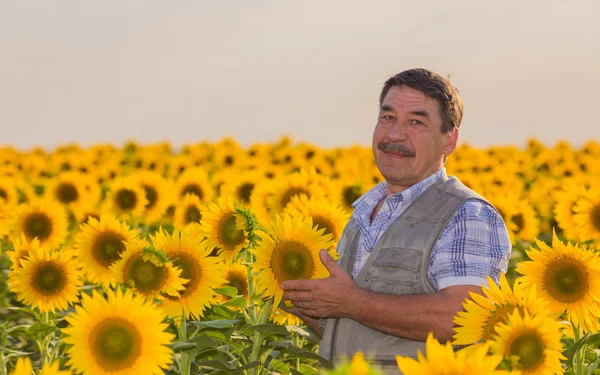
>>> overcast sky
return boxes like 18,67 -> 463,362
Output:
1,0 -> 599,151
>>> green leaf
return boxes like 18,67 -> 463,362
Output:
242,323 -> 290,338
214,286 -> 239,298
169,342 -> 197,352
26,322 -> 55,341
222,296 -> 248,308
564,333 -> 600,365
290,369 -> 304,375
191,335 -> 218,351
190,319 -> 242,330
297,364 -> 318,375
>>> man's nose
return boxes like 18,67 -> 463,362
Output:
385,120 -> 409,142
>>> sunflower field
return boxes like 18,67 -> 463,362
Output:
0,137 -> 599,375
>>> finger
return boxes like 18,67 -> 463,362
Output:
320,249 -> 345,277
280,279 -> 316,291
298,307 -> 323,318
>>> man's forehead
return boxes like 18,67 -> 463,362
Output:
381,85 -> 436,110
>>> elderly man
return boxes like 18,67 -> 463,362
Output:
281,68 -> 511,374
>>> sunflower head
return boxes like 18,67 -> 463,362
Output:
173,193 -> 204,228
8,245 -> 82,313
252,214 -> 333,308
6,233 -> 42,269
62,289 -> 174,374
517,231 -> 600,332
9,199 -> 69,250
105,177 -> 148,220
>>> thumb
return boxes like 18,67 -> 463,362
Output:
320,249 -> 342,276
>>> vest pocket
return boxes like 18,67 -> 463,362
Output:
366,278 -> 418,294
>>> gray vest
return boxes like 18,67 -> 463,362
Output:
318,176 -> 487,374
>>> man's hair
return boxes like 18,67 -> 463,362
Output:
378,68 -> 464,133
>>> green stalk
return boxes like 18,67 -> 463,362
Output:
0,351 -> 7,375
178,314 -> 192,375
573,322 -> 584,375
248,299 -> 273,375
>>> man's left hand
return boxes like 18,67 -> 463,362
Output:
280,249 -> 363,319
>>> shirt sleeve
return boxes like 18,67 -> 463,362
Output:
427,198 -> 512,291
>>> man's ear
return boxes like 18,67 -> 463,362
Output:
443,128 -> 459,157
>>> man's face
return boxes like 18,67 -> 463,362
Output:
372,85 -> 458,188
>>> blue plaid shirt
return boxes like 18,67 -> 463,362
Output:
351,169 -> 511,290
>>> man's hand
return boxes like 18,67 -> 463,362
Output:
280,249 -> 362,319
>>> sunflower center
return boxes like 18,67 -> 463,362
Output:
57,182 -> 79,204
312,215 -> 334,237
280,188 -> 308,209
483,304 -> 522,341
270,240 -> 315,282
185,206 -> 202,224
342,186 -> 362,208
512,213 -> 524,232
237,183 -> 254,202
90,318 -> 142,371
181,184 -> 203,199
24,212 -> 53,241
115,189 -> 138,210
124,254 -> 167,294
227,273 -> 248,297
224,156 -> 234,166
171,252 -> 201,297
509,332 -> 545,370
218,214 -> 245,249
143,185 -> 158,210
92,232 -> 127,267
543,255 -> 589,303
31,262 -> 66,296
0,188 -> 7,200
590,204 -> 600,232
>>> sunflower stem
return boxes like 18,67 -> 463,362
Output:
0,351 -> 7,375
178,314 -> 192,375
248,299 -> 273,375
572,321 -> 585,375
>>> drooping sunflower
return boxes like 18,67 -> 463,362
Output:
103,177 -> 148,220
150,228 -> 225,319
173,193 -> 205,228
283,194 -> 350,250
8,245 -> 82,313
6,233 -> 43,270
73,214 -> 138,285
197,198 -> 250,264
396,333 -> 506,375
111,238 -> 187,301
132,171 -> 175,223
453,273 -> 549,345
252,214 -> 333,308
517,231 -> 600,333
174,167 -> 214,203
9,199 -> 69,250
62,289 -> 174,375
572,187 -> 600,242
490,310 -> 564,375
45,171 -> 99,221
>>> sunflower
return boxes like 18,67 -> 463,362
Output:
271,306 -> 303,326
553,181 -> 587,240
518,231 -> 600,333
490,310 -> 564,375
218,170 -> 263,207
396,333 -> 506,375
0,177 -> 20,207
73,214 -> 138,285
249,180 -> 275,226
45,171 -> 99,220
103,177 -> 148,220
336,181 -> 364,214
453,273 -> 549,345
62,288 -> 174,375
111,238 -> 187,301
40,361 -> 72,375
8,245 -> 82,313
150,228 -> 225,319
6,233 -> 43,270
9,357 -> 32,375
252,214 -> 333,308
509,199 -> 540,243
284,194 -> 350,251
323,352 -> 383,375
266,170 -> 327,215
173,193 -> 205,228
9,199 -> 69,250
216,261 -> 250,309
174,167 -> 214,203
197,198 -> 250,264
572,187 -> 600,242
132,171 -> 175,223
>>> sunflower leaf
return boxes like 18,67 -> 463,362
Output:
242,323 -> 290,338
214,286 -> 239,298
563,332 -> 600,365
190,319 -> 243,330
26,322 -> 55,341
221,296 -> 248,308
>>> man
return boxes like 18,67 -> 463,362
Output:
281,68 -> 511,374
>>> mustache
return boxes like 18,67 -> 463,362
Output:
378,142 -> 415,157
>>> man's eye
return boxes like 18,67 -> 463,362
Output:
382,115 -> 395,121
411,119 -> 423,125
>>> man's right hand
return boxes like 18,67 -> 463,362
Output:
280,306 -> 323,337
